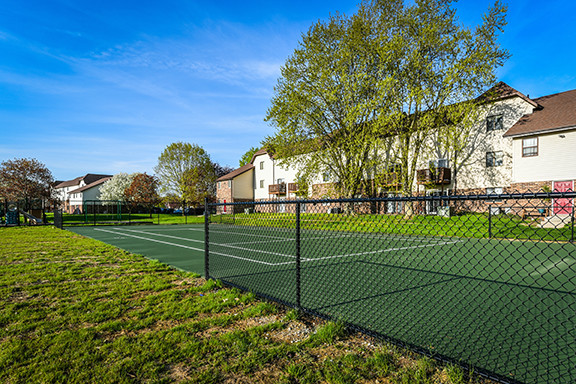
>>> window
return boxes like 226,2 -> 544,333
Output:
259,180 -> 264,189
429,159 -> 448,168
522,137 -> 538,157
217,182 -> 221,190
486,151 -> 503,167
487,187 -> 504,204
486,115 -> 504,131
322,172 -> 330,182
228,180 -> 231,188
259,161 -> 264,170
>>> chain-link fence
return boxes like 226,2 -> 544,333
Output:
206,191 -> 575,384
58,200 -> 206,226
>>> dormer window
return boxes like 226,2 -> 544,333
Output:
486,115 -> 504,132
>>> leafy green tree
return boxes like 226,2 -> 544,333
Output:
265,10 -> 388,199
368,0 -> 509,196
154,142 -> 216,203
238,147 -> 259,167
265,0 -> 508,203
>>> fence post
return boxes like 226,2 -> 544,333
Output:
204,198 -> 210,279
571,203 -> 575,243
488,204 -> 492,239
296,201 -> 301,310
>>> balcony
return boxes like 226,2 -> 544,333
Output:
382,172 -> 400,187
416,167 -> 452,185
269,183 -> 287,195
288,183 -> 299,193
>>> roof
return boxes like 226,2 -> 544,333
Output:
54,176 -> 83,188
477,81 -> 540,108
504,88 -> 576,137
216,163 -> 254,181
54,174 -> 112,189
68,177 -> 112,194
249,148 -> 274,164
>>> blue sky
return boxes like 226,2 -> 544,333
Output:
1,0 -> 575,181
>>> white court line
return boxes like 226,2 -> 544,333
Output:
210,251 -> 295,266
209,239 -> 464,266
97,227 -> 297,260
302,240 -> 464,263
94,228 -> 204,252
114,228 -> 204,244
93,228 -> 296,266
226,234 -> 356,246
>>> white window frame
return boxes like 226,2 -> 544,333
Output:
522,137 -> 538,157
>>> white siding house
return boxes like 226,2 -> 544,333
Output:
53,174 -> 111,213
216,82 -> 576,215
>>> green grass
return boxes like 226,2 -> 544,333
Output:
0,226 -> 496,383
44,212 -> 204,226
215,211 -> 574,242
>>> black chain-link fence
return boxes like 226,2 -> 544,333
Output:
59,200 -> 206,226
206,191 -> 575,384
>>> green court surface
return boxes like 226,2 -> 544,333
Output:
66,221 -> 576,383
67,224 -> 205,275
208,223 -> 576,384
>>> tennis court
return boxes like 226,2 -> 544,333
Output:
65,215 -> 576,383
67,224 -> 205,274
207,221 -> 576,384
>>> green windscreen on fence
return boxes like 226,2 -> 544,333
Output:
206,192 -> 575,384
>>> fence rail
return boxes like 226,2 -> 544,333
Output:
206,192 -> 575,384
56,200 -> 206,226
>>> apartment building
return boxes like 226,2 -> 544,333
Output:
53,174 -> 112,213
216,82 -> 575,215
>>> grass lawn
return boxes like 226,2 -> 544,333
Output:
0,226 -> 497,384
44,212 -> 205,226
216,211 -> 574,242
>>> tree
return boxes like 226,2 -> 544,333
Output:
0,158 -> 55,203
124,173 -> 160,204
124,173 -> 160,216
99,173 -> 136,201
213,162 -> 235,179
368,0 -> 509,196
238,147 -> 259,167
265,0 -> 508,202
154,142 -> 216,204
265,10 -> 388,199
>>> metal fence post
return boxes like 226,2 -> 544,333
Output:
571,202 -> 575,243
204,198 -> 210,279
488,204 -> 492,239
296,201 -> 301,310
